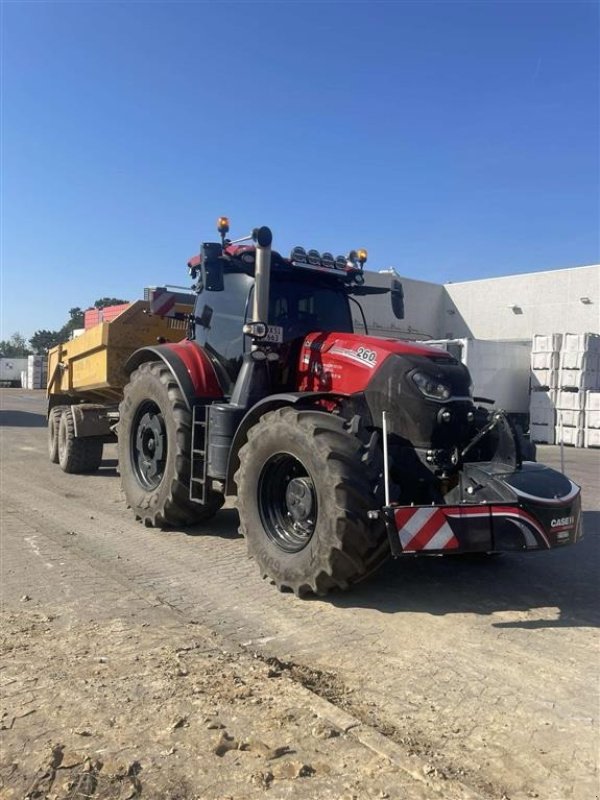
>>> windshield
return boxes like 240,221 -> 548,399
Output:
268,277 -> 354,341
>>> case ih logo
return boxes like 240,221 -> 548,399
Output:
550,516 -> 575,530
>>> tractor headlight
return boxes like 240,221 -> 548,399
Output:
411,371 -> 452,401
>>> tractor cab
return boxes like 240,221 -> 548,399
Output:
187,221 -> 403,396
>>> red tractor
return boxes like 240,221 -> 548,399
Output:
117,219 -> 582,595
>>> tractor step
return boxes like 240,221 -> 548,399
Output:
190,404 -> 208,504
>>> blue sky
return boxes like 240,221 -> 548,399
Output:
2,0 -> 598,340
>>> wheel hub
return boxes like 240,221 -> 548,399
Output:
258,454 -> 317,553
132,403 -> 166,490
285,477 -> 315,524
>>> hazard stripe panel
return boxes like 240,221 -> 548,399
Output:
394,507 -> 460,551
393,504 -> 555,552
150,289 -> 177,316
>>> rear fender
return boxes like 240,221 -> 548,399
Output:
124,342 -> 223,409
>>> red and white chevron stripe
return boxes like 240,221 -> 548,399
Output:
150,288 -> 177,316
394,507 -> 460,551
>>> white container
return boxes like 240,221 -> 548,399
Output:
585,390 -> 600,411
532,351 -> 559,370
561,350 -> 588,369
530,407 -> 556,427
530,423 -> 555,444
585,409 -> 600,429
0,357 -> 28,385
531,368 -> 558,389
556,409 -> 584,428
533,333 -> 563,352
562,332 -> 600,353
584,428 -> 600,448
560,350 -> 600,371
559,368 -> 600,391
558,390 -> 585,410
529,390 -> 556,411
555,425 -> 584,447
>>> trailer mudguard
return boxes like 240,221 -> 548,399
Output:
124,342 -> 223,409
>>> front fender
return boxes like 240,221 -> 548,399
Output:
125,342 -> 223,409
224,391 -> 348,494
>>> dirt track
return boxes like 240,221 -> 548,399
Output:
1,389 -> 598,799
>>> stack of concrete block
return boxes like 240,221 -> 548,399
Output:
529,334 -> 562,443
555,334 -> 600,447
584,390 -> 600,448
25,355 -> 48,389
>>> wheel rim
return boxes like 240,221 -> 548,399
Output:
131,401 -> 167,490
258,453 -> 317,553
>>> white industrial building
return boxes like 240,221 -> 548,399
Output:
361,263 -> 599,342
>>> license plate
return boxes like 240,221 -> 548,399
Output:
264,325 -> 283,343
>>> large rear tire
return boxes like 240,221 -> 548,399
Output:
118,361 -> 224,527
57,408 -> 104,473
235,407 -> 388,596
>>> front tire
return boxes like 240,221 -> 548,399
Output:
118,361 -> 223,527
235,407 -> 388,596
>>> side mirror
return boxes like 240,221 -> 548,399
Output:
391,279 -> 404,319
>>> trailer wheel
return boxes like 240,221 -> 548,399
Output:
118,361 -> 223,527
57,408 -> 104,473
48,406 -> 65,463
235,407 -> 387,596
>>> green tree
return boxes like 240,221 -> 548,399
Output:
0,332 -> 31,357
59,307 -> 85,340
94,297 -> 128,309
28,297 -> 130,353
29,329 -> 64,354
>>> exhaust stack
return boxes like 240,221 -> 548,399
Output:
252,226 -> 273,328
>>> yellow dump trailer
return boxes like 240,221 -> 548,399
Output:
47,298 -> 191,403
46,292 -> 194,474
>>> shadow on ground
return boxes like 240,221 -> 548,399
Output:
326,510 -> 600,628
0,410 -> 46,428
173,501 -> 600,627
186,508 -> 242,540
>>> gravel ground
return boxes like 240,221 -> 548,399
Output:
1,389 -> 598,800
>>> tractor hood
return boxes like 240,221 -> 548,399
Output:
297,331 -> 456,395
